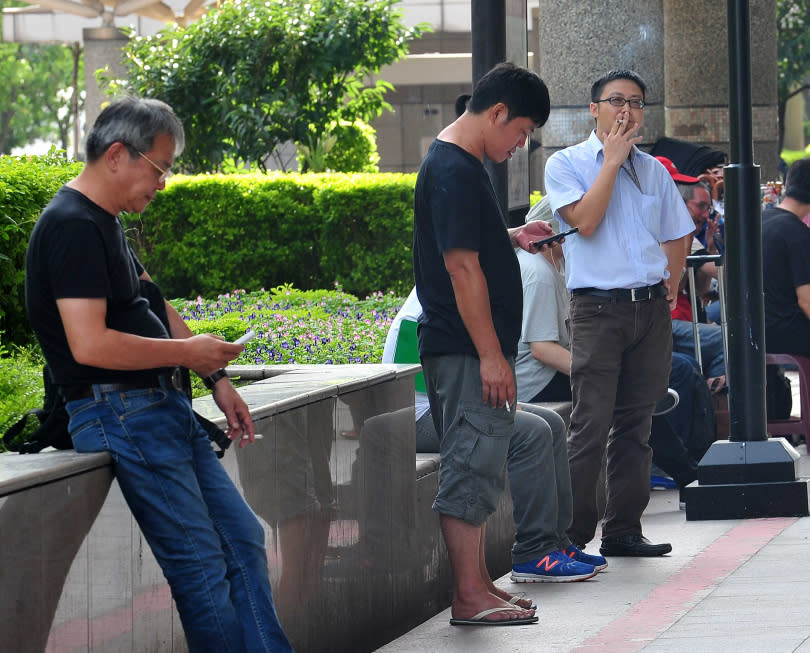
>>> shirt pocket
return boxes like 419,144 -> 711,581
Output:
638,191 -> 664,241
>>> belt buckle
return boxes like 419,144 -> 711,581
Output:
630,287 -> 647,302
170,367 -> 185,392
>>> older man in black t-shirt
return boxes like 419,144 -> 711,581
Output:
25,98 -> 291,652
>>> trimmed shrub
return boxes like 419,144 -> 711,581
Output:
124,171 -> 417,299
0,152 -> 83,345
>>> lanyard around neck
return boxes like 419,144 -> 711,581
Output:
622,155 -> 642,193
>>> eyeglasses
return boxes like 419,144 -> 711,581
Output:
136,150 -> 172,183
595,96 -> 646,110
688,199 -> 711,212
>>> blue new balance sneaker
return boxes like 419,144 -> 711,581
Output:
511,550 -> 597,583
563,544 -> 608,572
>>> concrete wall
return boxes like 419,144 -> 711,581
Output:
0,364 -> 519,653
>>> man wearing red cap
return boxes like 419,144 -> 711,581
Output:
656,156 -> 727,392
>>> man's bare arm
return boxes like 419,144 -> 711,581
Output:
661,236 -> 689,310
444,247 -> 514,408
57,297 -> 241,377
529,341 -> 571,376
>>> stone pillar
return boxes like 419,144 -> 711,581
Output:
82,27 -> 130,150
663,0 -> 778,180
534,0 -> 665,191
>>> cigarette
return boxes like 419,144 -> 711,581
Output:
616,119 -> 623,125
505,401 -> 511,412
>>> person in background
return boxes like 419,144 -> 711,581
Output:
516,198 -> 710,490
762,158 -> 810,357
384,289 -> 604,592
656,157 -> 727,393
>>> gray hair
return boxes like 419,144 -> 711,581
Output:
85,97 -> 185,163
677,180 -> 710,204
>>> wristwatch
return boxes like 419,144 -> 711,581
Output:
202,368 -> 228,390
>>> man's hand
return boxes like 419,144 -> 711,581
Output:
479,353 -> 515,409
510,220 -> 554,252
705,215 -> 720,253
211,381 -> 256,448
184,334 -> 245,377
601,109 -> 642,167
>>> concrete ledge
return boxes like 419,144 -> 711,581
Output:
0,450 -> 111,496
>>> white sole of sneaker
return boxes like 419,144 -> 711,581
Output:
510,570 -> 597,583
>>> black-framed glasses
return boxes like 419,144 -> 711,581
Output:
595,97 -> 646,110
136,150 -> 172,183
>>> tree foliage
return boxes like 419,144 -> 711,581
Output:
776,0 -> 810,151
0,2 -> 84,154
115,0 -> 427,173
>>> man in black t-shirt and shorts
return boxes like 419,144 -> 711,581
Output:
25,98 -> 291,652
762,158 -> 810,357
413,63 -> 555,626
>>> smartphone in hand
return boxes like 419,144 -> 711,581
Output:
233,329 -> 257,345
532,227 -> 578,249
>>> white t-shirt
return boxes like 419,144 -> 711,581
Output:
514,248 -> 570,402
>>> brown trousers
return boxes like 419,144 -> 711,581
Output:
566,294 -> 672,545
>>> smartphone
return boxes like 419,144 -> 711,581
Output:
532,227 -> 578,249
233,329 -> 257,345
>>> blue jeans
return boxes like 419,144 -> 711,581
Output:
671,318 -> 725,379
66,384 -> 292,653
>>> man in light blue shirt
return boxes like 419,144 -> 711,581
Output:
544,70 -> 693,558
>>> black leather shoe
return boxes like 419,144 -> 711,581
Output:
599,534 -> 672,557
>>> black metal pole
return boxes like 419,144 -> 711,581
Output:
471,0 -> 508,215
723,0 -> 766,442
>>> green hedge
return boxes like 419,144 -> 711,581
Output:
0,156 -> 417,346
123,171 -> 417,300
0,152 -> 84,345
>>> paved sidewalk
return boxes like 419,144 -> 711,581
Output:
380,379 -> 810,653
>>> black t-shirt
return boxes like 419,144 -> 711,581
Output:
413,139 -> 522,358
25,186 -> 171,387
762,206 -> 810,330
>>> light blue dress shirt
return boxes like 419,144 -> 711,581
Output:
544,130 -> 694,291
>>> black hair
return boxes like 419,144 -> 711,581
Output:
590,70 -> 647,103
467,62 -> 551,127
455,93 -> 471,118
785,158 -> 810,205
85,97 -> 185,163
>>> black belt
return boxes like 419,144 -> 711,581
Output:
572,282 -> 666,302
64,369 -> 186,401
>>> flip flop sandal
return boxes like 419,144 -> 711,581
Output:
449,606 -> 539,626
508,593 -> 537,610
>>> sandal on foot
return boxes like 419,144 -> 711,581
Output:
449,606 -> 538,626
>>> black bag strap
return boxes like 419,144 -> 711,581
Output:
139,278 -> 232,457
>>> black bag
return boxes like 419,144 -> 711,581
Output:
3,280 -> 232,457
2,365 -> 71,453
766,364 -> 793,420
688,366 -> 717,462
